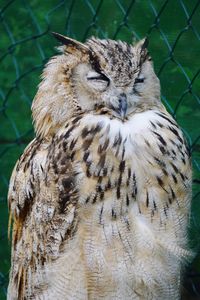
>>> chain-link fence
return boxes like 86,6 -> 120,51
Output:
0,0 -> 200,298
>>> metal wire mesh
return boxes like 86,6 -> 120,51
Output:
0,0 -> 200,298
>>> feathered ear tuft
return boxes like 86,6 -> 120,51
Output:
134,37 -> 148,52
134,37 -> 150,64
140,37 -> 149,51
52,32 -> 90,54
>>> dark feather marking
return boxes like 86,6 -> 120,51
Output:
150,121 -> 157,129
171,149 -> 176,156
106,179 -> 111,190
86,163 -> 91,177
169,186 -> 176,200
153,131 -> 167,146
159,145 -> 166,154
112,208 -> 117,219
153,200 -> 157,210
56,151 -> 62,161
170,139 -> 176,146
113,132 -> 122,147
81,127 -> 90,138
62,178 -> 74,190
127,168 -> 131,185
172,174 -> 178,184
146,191 -> 149,207
156,176 -> 169,193
70,151 -> 76,161
71,115 -> 82,124
59,195 -> 71,213
69,138 -> 78,150
154,157 -> 166,168
179,172 -> 185,181
97,176 -> 103,184
119,160 -> 126,173
117,186 -> 121,199
23,144 -> 38,172
92,193 -> 98,204
171,162 -> 178,173
126,195 -> 130,206
168,197 -> 172,204
97,185 -> 103,193
83,138 -> 93,151
103,168 -> 107,176
40,164 -> 44,172
17,273 -> 25,300
98,153 -> 106,168
83,151 -> 90,162
156,112 -> 179,128
181,157 -> 186,164
92,123 -> 103,134
62,141 -> 67,152
82,123 -> 103,139
16,161 -> 20,172
132,173 -> 137,196
116,224 -> 134,264
156,121 -> 163,128
156,176 -> 163,188
85,196 -> 90,204
64,125 -> 76,139
186,144 -> 191,158
121,144 -> 126,160
60,156 -> 68,165
164,206 -> 168,217
17,193 -> 33,227
99,205 -> 104,224
100,191 -> 104,200
123,216 -> 130,230
117,172 -> 122,198
168,126 -> 183,143
145,139 -> 150,147
102,138 -> 109,152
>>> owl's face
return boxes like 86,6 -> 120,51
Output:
32,33 -> 161,137
72,37 -> 160,119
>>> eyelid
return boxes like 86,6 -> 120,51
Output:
87,73 -> 110,83
134,77 -> 145,84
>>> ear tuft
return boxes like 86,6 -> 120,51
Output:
51,32 -> 90,53
134,37 -> 149,64
141,37 -> 149,51
134,37 -> 148,52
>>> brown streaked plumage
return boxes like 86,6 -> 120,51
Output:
8,33 -> 192,300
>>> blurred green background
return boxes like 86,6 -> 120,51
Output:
0,0 -> 200,298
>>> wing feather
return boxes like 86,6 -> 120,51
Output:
8,136 -> 79,299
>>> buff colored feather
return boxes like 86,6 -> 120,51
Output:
8,34 -> 192,300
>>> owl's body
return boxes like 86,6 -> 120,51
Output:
8,35 -> 192,300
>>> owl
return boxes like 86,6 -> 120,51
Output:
7,33 -> 192,300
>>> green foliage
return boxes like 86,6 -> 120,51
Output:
0,0 -> 200,298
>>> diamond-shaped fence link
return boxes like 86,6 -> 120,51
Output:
0,0 -> 200,298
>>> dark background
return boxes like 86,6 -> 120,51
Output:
0,0 -> 200,298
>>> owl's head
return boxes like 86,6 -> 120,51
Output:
32,33 -> 161,138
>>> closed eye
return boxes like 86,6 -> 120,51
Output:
87,72 -> 110,83
134,77 -> 145,84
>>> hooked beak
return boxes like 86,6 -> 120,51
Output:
118,94 -> 127,119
